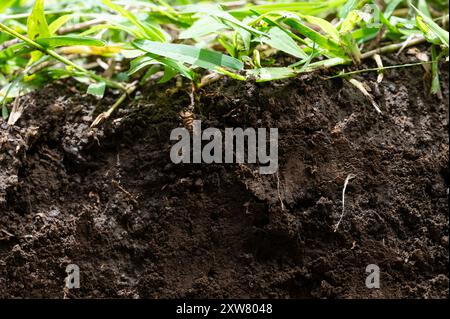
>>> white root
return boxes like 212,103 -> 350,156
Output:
334,173 -> 357,232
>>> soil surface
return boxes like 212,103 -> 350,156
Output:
0,50 -> 448,298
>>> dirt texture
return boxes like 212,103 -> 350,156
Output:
0,50 -> 448,299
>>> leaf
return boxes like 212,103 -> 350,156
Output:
0,81 -> 36,100
417,0 -> 432,19
80,24 -> 145,39
179,16 -> 227,39
36,36 -> 106,48
373,5 -> 400,34
340,32 -> 361,64
384,0 -> 402,18
128,53 -> 195,80
159,65 -> 178,83
260,26 -> 308,60
132,40 -> 243,71
0,43 -> 30,60
128,55 -> 156,75
214,10 -> 267,37
87,81 -> 106,98
430,45 -> 441,95
58,45 -> 122,56
247,11 -> 308,55
416,15 -> 441,45
185,4 -> 266,36
339,10 -> 362,33
301,15 -> 340,42
338,0 -> 359,19
283,15 -> 347,58
48,14 -> 73,35
351,27 -> 379,43
231,21 -> 252,52
229,0 -> 348,19
2,104 -> 8,120
27,0 -> 50,40
412,5 -> 449,47
102,0 -> 167,42
151,55 -> 195,80
0,0 -> 16,13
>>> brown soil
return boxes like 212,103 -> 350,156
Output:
0,51 -> 448,299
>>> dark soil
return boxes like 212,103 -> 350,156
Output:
0,51 -> 448,299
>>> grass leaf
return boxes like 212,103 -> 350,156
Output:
430,45 -> 441,95
283,15 -> 347,58
87,81 -> 106,98
412,4 -> 449,47
301,14 -> 340,42
338,0 -> 359,19
0,0 -> 16,14
36,36 -> 106,48
132,40 -> 243,71
230,0 -> 347,19
179,16 -> 227,39
129,53 -> 195,81
27,0 -> 50,40
260,26 -> 308,59
102,0 -> 167,42
48,14 -> 73,35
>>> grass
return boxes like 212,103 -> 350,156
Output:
0,0 -> 448,123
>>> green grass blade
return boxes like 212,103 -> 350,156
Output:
129,53 -> 195,80
132,40 -> 243,71
283,15 -> 347,58
102,0 -> 167,42
128,55 -> 156,75
430,45 -> 441,95
48,15 -> 73,35
80,23 -> 144,38
384,0 -> 403,18
27,0 -> 50,40
261,26 -> 308,60
87,81 -> 106,98
230,0 -> 347,19
0,0 -> 16,14
412,4 -> 449,47
179,16 -> 227,39
338,0 -> 359,19
301,14 -> 340,42
36,36 -> 106,48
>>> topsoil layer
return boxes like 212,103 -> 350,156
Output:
0,51 -> 448,298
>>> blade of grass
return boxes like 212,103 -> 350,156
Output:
430,45 -> 441,96
132,40 -> 243,71
27,0 -> 50,40
0,0 -> 15,13
412,4 -> 449,47
102,0 -> 167,42
283,14 -> 348,58
0,21 -> 125,91
36,36 -> 106,48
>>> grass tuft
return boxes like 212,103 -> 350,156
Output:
0,0 -> 448,123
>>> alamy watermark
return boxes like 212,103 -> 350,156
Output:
365,264 -> 380,289
170,120 -> 278,174
65,264 -> 80,289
